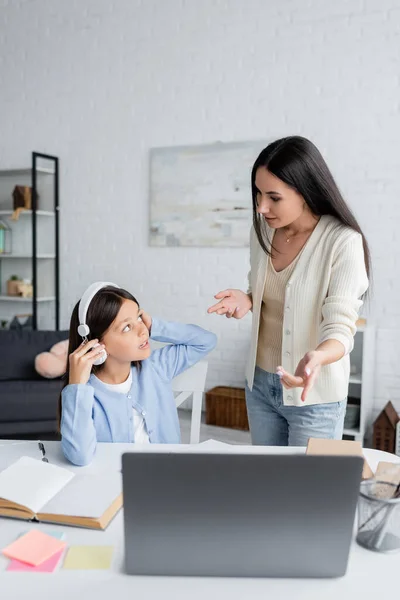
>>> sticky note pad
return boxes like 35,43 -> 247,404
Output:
7,548 -> 64,572
18,530 -> 65,541
2,530 -> 66,566
63,546 -> 114,570
7,531 -> 66,572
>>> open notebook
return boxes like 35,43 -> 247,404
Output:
0,457 -> 122,530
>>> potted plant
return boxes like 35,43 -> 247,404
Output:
7,275 -> 23,297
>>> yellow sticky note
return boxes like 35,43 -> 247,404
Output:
63,546 -> 113,570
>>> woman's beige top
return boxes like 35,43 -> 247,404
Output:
256,253 -> 301,373
246,215 -> 369,407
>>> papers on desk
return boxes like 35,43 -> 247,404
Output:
3,529 -> 66,567
198,439 -> 231,449
63,546 -> 114,570
3,530 -> 115,572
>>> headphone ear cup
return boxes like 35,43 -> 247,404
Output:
93,349 -> 107,366
78,323 -> 90,337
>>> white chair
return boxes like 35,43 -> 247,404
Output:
172,361 -> 208,444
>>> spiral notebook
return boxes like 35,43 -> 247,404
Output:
0,457 -> 122,530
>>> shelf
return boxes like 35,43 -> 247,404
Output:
349,375 -> 362,384
0,167 -> 54,176
0,210 -> 56,217
0,254 -> 56,259
0,296 -> 55,302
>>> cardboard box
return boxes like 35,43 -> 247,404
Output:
373,462 -> 400,498
375,462 -> 400,485
306,438 -> 374,480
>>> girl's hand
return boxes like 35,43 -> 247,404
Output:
69,339 -> 106,385
277,351 -> 323,403
207,289 -> 252,319
140,310 -> 152,333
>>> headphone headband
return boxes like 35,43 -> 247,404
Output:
77,281 -> 120,338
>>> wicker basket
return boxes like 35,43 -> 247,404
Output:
205,386 -> 249,431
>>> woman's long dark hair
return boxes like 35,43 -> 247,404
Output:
58,286 -> 140,431
251,136 -> 371,279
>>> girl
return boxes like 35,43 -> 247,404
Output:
60,281 -> 217,465
208,136 -> 370,446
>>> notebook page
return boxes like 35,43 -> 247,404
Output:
40,472 -> 122,518
0,457 -> 75,514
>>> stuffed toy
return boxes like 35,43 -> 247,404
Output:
35,339 -> 68,379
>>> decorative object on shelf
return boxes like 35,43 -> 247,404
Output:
16,279 -> 33,298
7,275 -> 24,297
0,320 -> 8,329
206,386 -> 249,430
9,314 -> 33,331
373,401 -> 400,454
35,339 -> 68,379
0,219 -> 12,254
11,185 -> 39,221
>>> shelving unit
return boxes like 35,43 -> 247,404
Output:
0,296 -> 56,303
0,254 -> 56,259
344,322 -> 376,443
0,152 -> 60,330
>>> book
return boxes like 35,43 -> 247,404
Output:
306,438 -> 374,480
0,457 -> 122,530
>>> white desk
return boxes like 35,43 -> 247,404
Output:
0,440 -> 399,600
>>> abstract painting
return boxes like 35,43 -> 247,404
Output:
149,140 -> 266,247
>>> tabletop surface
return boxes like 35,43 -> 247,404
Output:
0,439 -> 399,600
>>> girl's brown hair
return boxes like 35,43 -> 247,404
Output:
58,286 -> 140,431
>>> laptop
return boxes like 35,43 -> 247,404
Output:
122,451 -> 363,578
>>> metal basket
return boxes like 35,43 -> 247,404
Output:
356,480 -> 400,553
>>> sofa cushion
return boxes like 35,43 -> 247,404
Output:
0,330 -> 68,381
0,379 -> 64,422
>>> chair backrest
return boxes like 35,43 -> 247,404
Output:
172,361 -> 208,445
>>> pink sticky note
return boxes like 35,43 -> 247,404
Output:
7,548 -> 64,572
2,530 -> 66,567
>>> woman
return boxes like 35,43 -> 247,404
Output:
208,136 -> 370,446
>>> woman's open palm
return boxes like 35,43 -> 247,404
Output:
207,289 -> 252,319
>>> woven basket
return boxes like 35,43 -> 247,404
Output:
205,386 -> 249,431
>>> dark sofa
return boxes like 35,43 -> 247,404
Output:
0,329 -> 68,437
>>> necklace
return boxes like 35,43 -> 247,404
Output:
283,220 -> 319,243
284,229 -> 301,243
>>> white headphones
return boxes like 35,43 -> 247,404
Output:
77,281 -> 120,366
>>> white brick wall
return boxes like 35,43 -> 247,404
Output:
0,0 -> 399,417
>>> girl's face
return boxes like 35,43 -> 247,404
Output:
101,299 -> 151,363
254,167 -> 306,228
